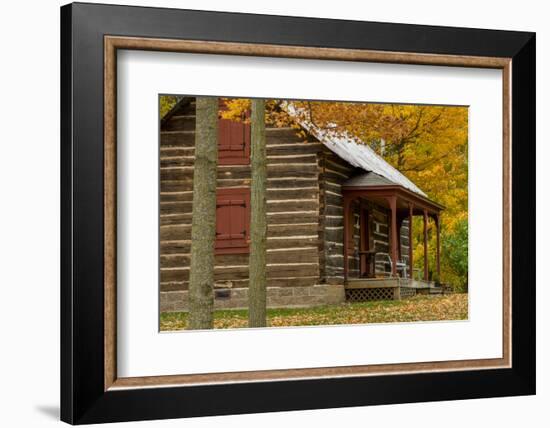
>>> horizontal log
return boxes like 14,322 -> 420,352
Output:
159,181 -> 193,193
325,204 -> 343,216
160,124 -> 314,147
161,253 -> 250,269
158,187 -> 319,205
266,236 -> 319,249
160,130 -> 195,147
160,163 -> 318,181
161,262 -> 319,282
160,201 -> 193,215
325,266 -> 344,274
160,147 -> 195,157
263,178 -> 318,189
324,180 -> 343,192
323,216 -> 344,227
160,222 -> 319,242
160,223 -> 319,247
374,230 -> 388,239
220,276 -> 319,289
160,275 -> 319,292
324,192 -> 343,206
160,156 -> 195,168
163,115 -> 195,132
266,187 -> 318,200
161,236 -> 318,254
160,198 -> 318,216
324,167 -> 350,180
324,158 -> 354,175
161,247 -> 318,268
160,224 -> 191,241
161,240 -> 192,254
161,178 -> 255,191
324,276 -> 344,285
266,133 -> 310,145
266,154 -> 317,164
161,254 -> 191,269
323,186 -> 342,199
325,258 -> 344,269
163,179 -> 318,190
159,140 -> 322,157
160,213 -> 192,226
321,170 -> 349,183
326,270 -> 345,277
267,142 -> 323,156
267,222 -> 319,238
267,199 -> 318,213
268,247 -> 319,263
267,211 -> 318,224
160,191 -> 194,202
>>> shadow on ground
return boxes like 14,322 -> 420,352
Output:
35,405 -> 59,420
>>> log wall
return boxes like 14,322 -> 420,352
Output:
160,98 -> 322,293
318,148 -> 358,283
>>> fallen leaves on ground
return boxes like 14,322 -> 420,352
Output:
160,294 -> 468,331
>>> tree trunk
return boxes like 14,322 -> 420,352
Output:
187,97 -> 218,330
248,98 -> 267,327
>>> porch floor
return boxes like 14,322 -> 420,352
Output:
346,277 -> 435,288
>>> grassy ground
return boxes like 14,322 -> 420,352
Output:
160,293 -> 468,331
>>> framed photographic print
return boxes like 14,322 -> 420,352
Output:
60,2 -> 535,424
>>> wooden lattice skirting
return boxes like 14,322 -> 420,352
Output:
345,287 -> 395,302
399,287 -> 416,299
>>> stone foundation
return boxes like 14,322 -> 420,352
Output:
160,284 -> 345,313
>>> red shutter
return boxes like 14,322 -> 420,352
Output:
215,188 -> 251,254
218,99 -> 250,165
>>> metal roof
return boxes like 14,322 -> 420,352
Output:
283,103 -> 427,197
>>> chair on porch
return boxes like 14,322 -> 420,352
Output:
376,253 -> 408,278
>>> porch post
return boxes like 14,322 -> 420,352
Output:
408,203 -> 414,279
389,196 -> 398,277
343,196 -> 351,283
436,214 -> 441,278
423,209 -> 429,281
359,203 -> 367,276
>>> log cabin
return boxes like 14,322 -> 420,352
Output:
160,97 -> 445,312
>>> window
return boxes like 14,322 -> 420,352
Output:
215,188 -> 251,254
218,99 -> 251,165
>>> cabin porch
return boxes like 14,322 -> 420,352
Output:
341,172 -> 446,302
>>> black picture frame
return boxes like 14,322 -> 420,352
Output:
61,2 -> 535,424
